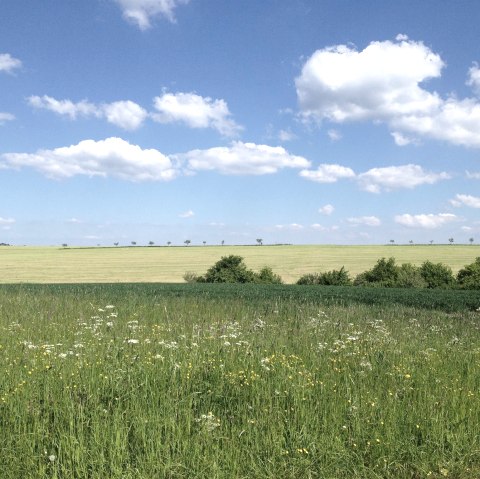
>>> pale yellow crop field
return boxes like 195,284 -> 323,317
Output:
1,244 -> 479,284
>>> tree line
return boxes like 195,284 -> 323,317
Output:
185,255 -> 480,290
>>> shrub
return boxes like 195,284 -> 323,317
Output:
354,257 -> 399,287
201,255 -> 256,283
395,263 -> 428,288
419,261 -> 455,289
255,266 -> 283,284
456,257 -> 480,289
297,267 -> 351,286
296,273 -> 322,285
183,271 -> 202,283
190,256 -> 283,284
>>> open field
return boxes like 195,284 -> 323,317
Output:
1,244 -> 480,283
1,284 -> 479,478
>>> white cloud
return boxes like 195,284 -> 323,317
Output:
357,164 -> 450,193
327,129 -> 342,141
319,204 -> 334,215
450,194 -> 480,209
391,131 -> 417,146
179,210 -> 194,218
0,53 -> 22,73
296,37 -> 443,123
278,129 -> 297,142
102,100 -> 148,130
300,164 -> 355,183
311,223 -> 339,232
0,112 -> 15,125
296,36 -> 480,148
394,213 -> 457,229
152,91 -> 242,137
0,217 -> 15,225
181,141 -> 310,175
113,0 -> 189,29
27,95 -> 147,130
27,95 -> 98,120
466,170 -> 480,179
467,62 -> 480,96
0,137 -> 177,181
275,223 -> 304,230
347,216 -> 381,226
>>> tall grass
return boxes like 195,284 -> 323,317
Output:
1,285 -> 479,478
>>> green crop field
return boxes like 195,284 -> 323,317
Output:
1,284 -> 480,478
1,244 -> 479,283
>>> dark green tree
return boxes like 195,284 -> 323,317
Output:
354,257 -> 399,287
457,257 -> 480,289
419,261 -> 455,289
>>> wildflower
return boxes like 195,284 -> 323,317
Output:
195,412 -> 220,431
127,339 -> 139,344
48,454 -> 56,462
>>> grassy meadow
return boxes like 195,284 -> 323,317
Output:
1,284 -> 480,478
1,246 -> 480,477
1,244 -> 479,283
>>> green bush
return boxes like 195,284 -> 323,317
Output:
296,273 -> 322,285
457,257 -> 480,289
396,263 -> 428,288
255,266 -> 283,284
190,255 -> 283,284
297,267 -> 351,286
419,261 -> 455,289
354,257 -> 399,287
183,271 -> 201,283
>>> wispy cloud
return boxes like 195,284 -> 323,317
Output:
0,53 -> 22,74
27,96 -> 147,130
394,213 -> 457,229
179,210 -> 194,218
347,216 -> 381,226
319,204 -> 334,215
113,0 -> 189,29
0,112 -> 15,125
450,194 -> 480,209
358,164 -> 450,193
300,164 -> 355,183
275,223 -> 304,230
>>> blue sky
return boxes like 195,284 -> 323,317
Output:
1,0 -> 480,246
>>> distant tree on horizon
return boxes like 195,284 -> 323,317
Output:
131,241 -> 136,246
167,241 -> 171,246
184,240 -> 191,246
149,241 -> 155,246
256,238 -> 263,246
449,238 -> 454,245
469,237 -> 474,245
114,242 -> 119,246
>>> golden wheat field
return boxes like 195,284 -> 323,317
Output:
1,244 -> 479,283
